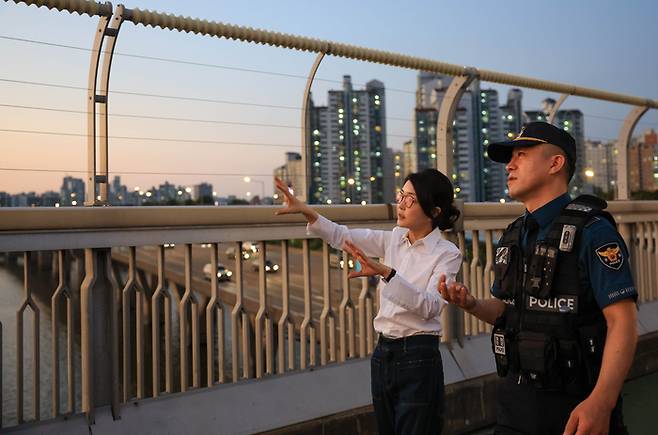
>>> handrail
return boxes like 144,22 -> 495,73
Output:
4,0 -> 658,108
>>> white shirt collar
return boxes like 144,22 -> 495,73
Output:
398,226 -> 443,254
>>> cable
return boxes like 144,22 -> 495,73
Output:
584,113 -> 658,128
3,36 -> 656,128
0,34 -> 417,95
0,102 -> 301,129
0,78 -> 415,122
0,102 -> 414,137
0,128 -> 297,148
0,167 -> 403,182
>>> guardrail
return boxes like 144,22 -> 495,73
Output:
1,202 -> 657,427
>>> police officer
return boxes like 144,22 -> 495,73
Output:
438,121 -> 637,434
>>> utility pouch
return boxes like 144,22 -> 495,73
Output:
491,317 -> 512,378
558,339 -> 583,394
577,323 -> 606,388
517,331 -> 557,376
525,243 -> 558,299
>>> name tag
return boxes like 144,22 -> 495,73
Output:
559,224 -> 577,252
526,295 -> 578,313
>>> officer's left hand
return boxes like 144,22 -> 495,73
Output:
563,395 -> 612,435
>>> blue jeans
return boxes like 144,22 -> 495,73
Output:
371,335 -> 445,435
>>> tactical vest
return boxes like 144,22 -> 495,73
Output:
491,195 -> 617,395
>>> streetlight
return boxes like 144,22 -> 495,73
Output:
243,176 -> 265,199
585,169 -> 595,178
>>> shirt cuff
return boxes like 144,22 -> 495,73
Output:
306,214 -> 331,237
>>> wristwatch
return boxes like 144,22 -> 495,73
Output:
382,268 -> 396,283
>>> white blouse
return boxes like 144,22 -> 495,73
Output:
307,215 -> 462,338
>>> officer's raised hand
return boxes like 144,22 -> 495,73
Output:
438,275 -> 476,311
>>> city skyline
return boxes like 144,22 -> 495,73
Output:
1,0 -> 657,197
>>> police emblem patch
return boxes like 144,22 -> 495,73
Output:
595,242 -> 623,270
496,247 -> 509,265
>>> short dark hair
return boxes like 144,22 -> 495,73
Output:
403,169 -> 460,231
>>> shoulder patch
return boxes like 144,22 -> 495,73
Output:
595,242 -> 624,270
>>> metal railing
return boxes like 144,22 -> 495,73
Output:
1,202 -> 657,427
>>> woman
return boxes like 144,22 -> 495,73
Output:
275,168 -> 462,435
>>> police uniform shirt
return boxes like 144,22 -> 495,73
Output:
491,193 -> 637,309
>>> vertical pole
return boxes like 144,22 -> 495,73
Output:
300,51 -> 327,203
616,106 -> 649,200
86,14 -> 111,206
436,71 -> 477,178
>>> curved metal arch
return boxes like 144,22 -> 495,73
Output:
300,51 -> 327,202
616,106 -> 649,200
547,93 -> 569,125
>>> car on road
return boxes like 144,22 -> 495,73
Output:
203,263 -> 233,282
225,241 -> 259,260
251,259 -> 279,273
329,253 -> 354,270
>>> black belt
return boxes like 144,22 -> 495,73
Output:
377,334 -> 440,347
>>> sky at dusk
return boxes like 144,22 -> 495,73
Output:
1,0 -> 657,197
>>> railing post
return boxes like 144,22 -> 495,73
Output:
80,248 -> 120,424
300,51 -> 327,203
96,4 -> 127,204
615,106 -> 649,200
436,70 -> 478,179
442,199 -> 465,348
85,6 -> 112,206
546,94 -> 569,125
